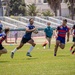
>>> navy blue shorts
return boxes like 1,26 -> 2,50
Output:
56,36 -> 65,44
21,37 -> 31,44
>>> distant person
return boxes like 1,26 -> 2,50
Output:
13,28 -> 18,44
42,22 -> 53,49
11,18 -> 37,58
70,25 -> 75,54
54,19 -> 70,56
0,28 -> 14,56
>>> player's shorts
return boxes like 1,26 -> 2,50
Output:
0,44 -> 4,50
56,36 -> 65,44
46,35 -> 52,38
73,37 -> 75,42
21,37 -> 31,44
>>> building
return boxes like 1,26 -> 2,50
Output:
25,0 -> 53,13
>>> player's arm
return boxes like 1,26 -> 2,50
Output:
67,28 -> 70,42
25,27 -> 36,32
5,37 -> 14,44
54,27 -> 59,38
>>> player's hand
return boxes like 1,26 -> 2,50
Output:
32,28 -> 36,31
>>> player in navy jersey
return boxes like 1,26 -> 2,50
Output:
70,25 -> 75,54
54,19 -> 70,56
0,28 -> 14,56
11,18 -> 37,58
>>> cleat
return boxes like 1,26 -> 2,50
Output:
26,52 -> 32,57
72,51 -> 75,54
54,53 -> 56,56
11,52 -> 14,58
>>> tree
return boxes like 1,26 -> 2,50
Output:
42,10 -> 54,16
27,4 -> 38,16
9,0 -> 26,16
47,0 -> 62,16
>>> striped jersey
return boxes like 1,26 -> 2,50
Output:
57,25 -> 69,38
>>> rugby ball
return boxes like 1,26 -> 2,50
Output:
33,29 -> 38,34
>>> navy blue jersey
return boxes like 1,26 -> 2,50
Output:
23,24 -> 35,39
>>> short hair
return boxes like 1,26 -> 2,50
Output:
73,25 -> 75,29
29,18 -> 34,21
4,28 -> 10,33
63,19 -> 67,23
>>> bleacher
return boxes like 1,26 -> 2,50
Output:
0,16 -> 74,37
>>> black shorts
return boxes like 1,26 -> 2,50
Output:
0,44 -> 4,50
73,37 -> 75,42
21,37 -> 31,44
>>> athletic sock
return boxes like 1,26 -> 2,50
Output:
28,46 -> 34,53
12,48 -> 17,53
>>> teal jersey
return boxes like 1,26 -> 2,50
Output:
44,26 -> 53,38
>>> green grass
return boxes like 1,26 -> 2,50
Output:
0,43 -> 75,75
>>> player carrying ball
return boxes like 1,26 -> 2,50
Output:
11,18 -> 37,58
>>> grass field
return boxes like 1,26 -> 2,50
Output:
0,43 -> 75,75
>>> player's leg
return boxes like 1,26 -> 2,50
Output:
11,37 -> 25,58
59,43 -> 65,49
54,40 -> 60,56
0,44 -> 7,56
0,48 -> 7,56
72,48 -> 75,54
26,38 -> 36,57
70,37 -> 75,51
42,41 -> 47,49
11,42 -> 24,58
46,37 -> 51,49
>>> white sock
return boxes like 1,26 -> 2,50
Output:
43,46 -> 46,49
28,46 -> 34,53
12,48 -> 17,53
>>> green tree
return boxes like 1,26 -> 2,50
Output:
42,10 -> 54,16
27,4 -> 38,16
9,0 -> 26,16
47,0 -> 62,16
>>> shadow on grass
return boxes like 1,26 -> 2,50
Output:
0,61 -> 9,63
58,54 -> 70,57
26,57 -> 38,60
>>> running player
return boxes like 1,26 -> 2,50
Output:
0,28 -> 13,56
54,19 -> 70,56
70,25 -> 75,54
11,18 -> 37,58
42,22 -> 53,49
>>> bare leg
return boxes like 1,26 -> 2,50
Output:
59,43 -> 65,49
72,48 -> 75,54
11,42 -> 24,58
54,40 -> 60,56
0,48 -> 7,56
70,42 -> 75,51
